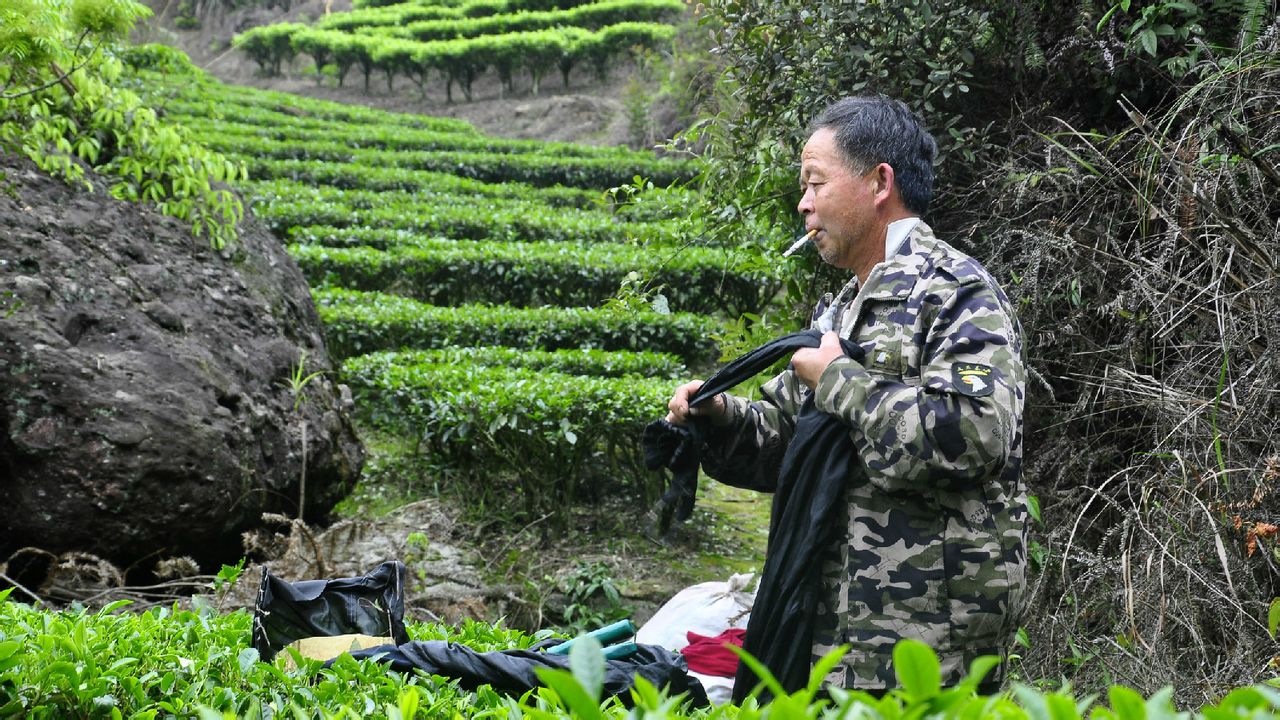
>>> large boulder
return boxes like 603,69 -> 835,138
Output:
0,153 -> 363,574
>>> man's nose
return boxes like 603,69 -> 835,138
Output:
797,187 -> 814,214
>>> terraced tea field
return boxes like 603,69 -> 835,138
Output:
130,61 -> 781,521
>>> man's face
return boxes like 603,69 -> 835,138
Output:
797,127 -> 879,271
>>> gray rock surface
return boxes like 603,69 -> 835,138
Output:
0,152 -> 363,574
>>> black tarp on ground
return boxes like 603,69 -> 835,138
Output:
337,640 -> 710,707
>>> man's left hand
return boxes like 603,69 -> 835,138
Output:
792,331 -> 846,389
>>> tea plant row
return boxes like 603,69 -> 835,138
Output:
235,20 -> 678,98
247,180 -> 683,245
342,0 -> 598,26
132,63 -> 720,521
315,288 -> 720,364
343,350 -> 677,512
358,0 -> 685,43
199,127 -> 693,187
290,237 -> 778,314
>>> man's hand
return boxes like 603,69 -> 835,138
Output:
665,380 -> 727,426
792,331 -> 846,389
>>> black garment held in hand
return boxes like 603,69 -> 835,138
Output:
642,330 -> 865,703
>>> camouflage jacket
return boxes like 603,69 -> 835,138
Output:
702,221 -> 1028,689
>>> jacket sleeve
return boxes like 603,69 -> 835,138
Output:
814,278 -> 1022,491
696,367 -> 806,493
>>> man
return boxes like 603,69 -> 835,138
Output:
665,96 -> 1028,694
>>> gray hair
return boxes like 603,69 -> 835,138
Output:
809,96 -> 937,215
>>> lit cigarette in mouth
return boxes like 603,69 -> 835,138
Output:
783,229 -> 818,257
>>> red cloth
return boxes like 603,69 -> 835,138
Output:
679,628 -> 746,677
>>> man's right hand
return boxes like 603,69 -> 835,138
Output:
665,380 -> 727,426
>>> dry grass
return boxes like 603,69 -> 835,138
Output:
947,28 -> 1280,704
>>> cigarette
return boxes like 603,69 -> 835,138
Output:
783,229 -> 817,257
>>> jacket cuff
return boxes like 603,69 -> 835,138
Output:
714,392 -> 750,428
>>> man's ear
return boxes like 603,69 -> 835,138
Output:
871,162 -> 896,205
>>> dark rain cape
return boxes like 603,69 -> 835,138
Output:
338,639 -> 709,706
641,330 -> 865,703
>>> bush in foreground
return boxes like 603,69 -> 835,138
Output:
4,589 -> 1280,718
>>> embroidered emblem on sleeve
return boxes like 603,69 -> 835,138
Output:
953,363 -> 995,397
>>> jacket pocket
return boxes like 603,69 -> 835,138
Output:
942,522 -> 1014,648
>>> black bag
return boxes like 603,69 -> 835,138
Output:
252,560 -> 409,662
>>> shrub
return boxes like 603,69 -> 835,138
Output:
342,351 -> 676,522
313,288 -> 721,365
289,238 -> 779,315
0,0 -> 244,248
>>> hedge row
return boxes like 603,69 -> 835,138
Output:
233,158 -> 596,208
367,0 -> 685,43
201,128 -> 695,188
138,69 -> 477,135
341,355 -> 672,518
169,107 -> 636,161
350,345 -> 686,379
239,159 -> 690,222
343,0 -> 599,24
289,237 -> 779,314
235,21 -> 677,98
313,287 -> 721,364
246,181 -> 685,245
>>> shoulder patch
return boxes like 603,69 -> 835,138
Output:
953,363 -> 995,397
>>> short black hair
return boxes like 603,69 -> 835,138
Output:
809,96 -> 937,215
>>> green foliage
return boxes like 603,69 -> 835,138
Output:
235,17 -> 678,97
201,126 -> 694,188
288,237 -> 778,315
341,346 -> 677,523
136,66 -> 479,134
281,348 -> 325,412
380,0 -> 686,43
316,287 -> 720,364
685,0 -> 992,270
1095,0 -> 1270,78
355,346 -> 687,379
6,589 -> 1280,717
0,593 -> 542,717
246,179 -> 685,246
0,1 -> 245,248
118,42 -> 199,74
169,108 -> 634,162
554,561 -> 632,634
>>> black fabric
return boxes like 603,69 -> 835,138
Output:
730,394 -> 857,703
642,330 -> 845,524
642,329 -> 866,702
336,640 -> 710,707
252,561 -> 409,662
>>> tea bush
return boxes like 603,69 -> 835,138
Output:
6,589 -> 1280,718
290,239 -> 778,314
